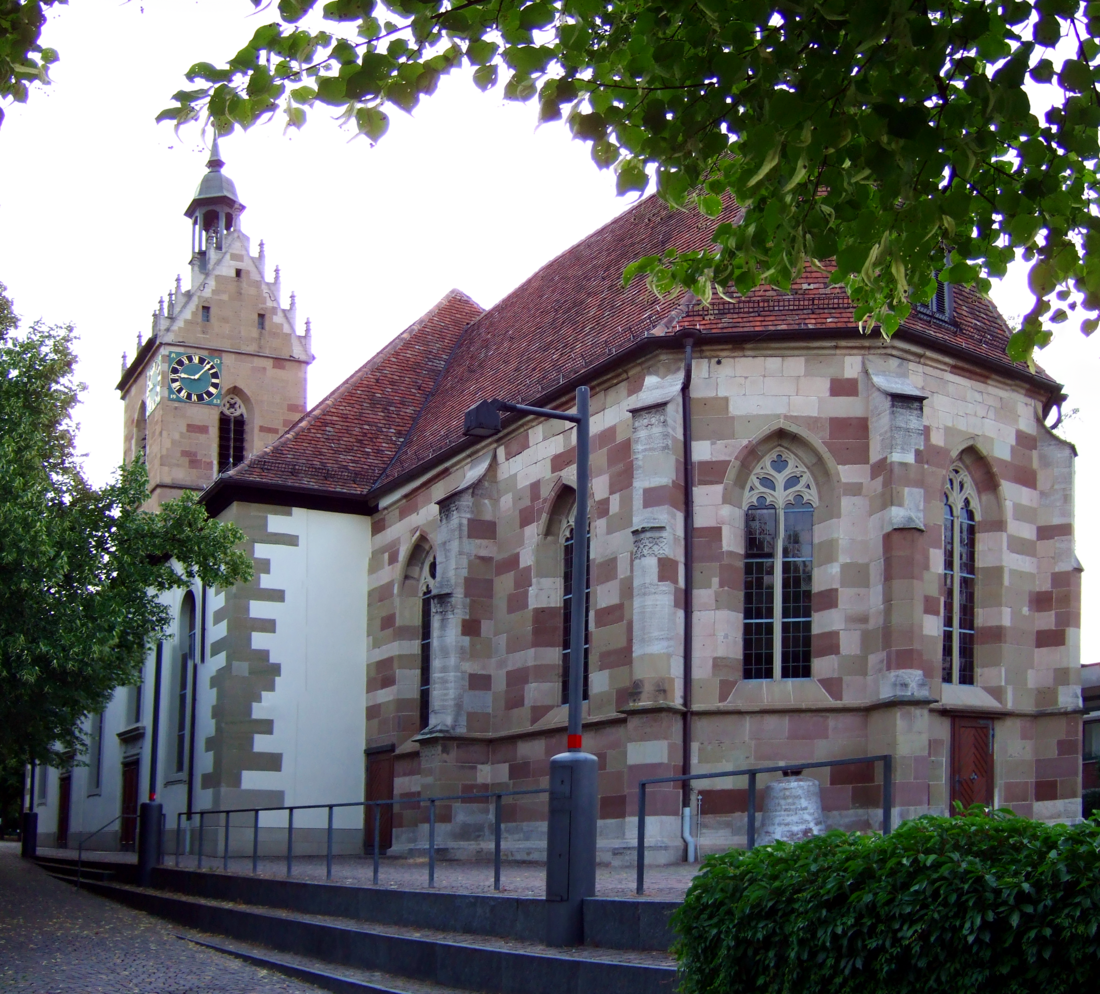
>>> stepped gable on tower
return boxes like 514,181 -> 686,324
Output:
202,192 -> 1060,510
116,140 -> 313,508
203,288 -> 482,513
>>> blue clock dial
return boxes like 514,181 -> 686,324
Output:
168,352 -> 222,404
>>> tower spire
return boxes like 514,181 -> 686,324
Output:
185,137 -> 245,270
207,134 -> 225,170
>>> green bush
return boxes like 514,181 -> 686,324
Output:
1083,788 -> 1100,820
673,809 -> 1100,994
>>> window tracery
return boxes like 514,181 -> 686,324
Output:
742,450 -> 817,680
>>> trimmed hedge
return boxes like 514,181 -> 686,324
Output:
673,810 -> 1100,994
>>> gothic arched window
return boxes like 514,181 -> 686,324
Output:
419,556 -> 436,731
942,466 -> 978,685
561,520 -> 591,706
218,394 -> 246,473
742,450 -> 817,680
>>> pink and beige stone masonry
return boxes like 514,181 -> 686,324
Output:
365,338 -> 1082,862
121,252 -> 308,509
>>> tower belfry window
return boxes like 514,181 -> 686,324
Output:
218,395 -> 246,473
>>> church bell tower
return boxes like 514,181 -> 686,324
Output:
116,140 -> 313,508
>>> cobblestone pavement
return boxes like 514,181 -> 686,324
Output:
0,843 -> 324,993
39,846 -> 705,900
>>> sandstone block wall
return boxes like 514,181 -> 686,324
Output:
366,339 -> 1082,857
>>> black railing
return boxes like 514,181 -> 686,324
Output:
636,754 -> 893,894
76,813 -> 134,888
175,787 -> 549,890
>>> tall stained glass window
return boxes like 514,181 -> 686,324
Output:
419,557 -> 436,731
742,451 -> 816,680
942,467 -> 977,685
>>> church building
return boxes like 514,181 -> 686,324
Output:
34,147 -> 1084,861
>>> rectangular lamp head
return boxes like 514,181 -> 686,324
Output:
463,399 -> 502,437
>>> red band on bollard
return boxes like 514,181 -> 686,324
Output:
567,734 -> 583,750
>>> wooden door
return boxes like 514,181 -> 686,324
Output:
56,774 -> 71,849
365,751 -> 394,853
951,717 -> 994,811
119,759 -> 140,851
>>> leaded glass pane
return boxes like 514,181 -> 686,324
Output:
781,506 -> 813,679
743,506 -> 776,679
746,504 -> 776,557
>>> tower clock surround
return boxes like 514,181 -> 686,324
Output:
167,351 -> 223,405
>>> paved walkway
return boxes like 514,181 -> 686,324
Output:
0,843 -> 324,993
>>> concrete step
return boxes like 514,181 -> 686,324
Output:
149,865 -> 677,952
34,856 -> 118,883
179,933 -> 479,994
82,879 -> 677,994
46,867 -> 118,883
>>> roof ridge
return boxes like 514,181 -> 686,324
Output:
225,288 -> 483,480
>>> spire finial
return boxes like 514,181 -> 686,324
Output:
208,134 -> 225,170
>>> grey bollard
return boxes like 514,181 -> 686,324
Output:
137,802 -> 163,887
545,750 -> 598,947
20,812 -> 37,859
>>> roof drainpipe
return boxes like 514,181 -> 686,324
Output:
679,328 -> 698,863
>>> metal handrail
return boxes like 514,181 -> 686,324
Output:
75,813 -> 135,888
635,754 -> 894,894
174,786 -> 549,889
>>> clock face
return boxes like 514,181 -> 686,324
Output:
167,352 -> 222,404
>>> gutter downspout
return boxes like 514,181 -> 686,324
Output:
679,328 -> 698,862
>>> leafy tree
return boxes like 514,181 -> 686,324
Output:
0,0 -> 59,127
158,0 -> 1098,363
0,283 -> 253,771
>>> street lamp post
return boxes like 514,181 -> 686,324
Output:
464,386 -> 596,946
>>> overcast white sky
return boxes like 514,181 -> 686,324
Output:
1,0 -> 1097,663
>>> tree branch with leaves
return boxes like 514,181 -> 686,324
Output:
4,0 -> 1100,362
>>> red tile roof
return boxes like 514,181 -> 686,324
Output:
214,288 -> 482,497
204,194 -> 1060,510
